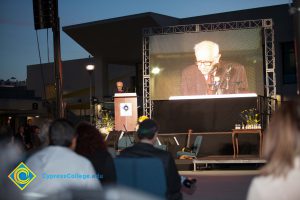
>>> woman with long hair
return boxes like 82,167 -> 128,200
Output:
75,121 -> 116,185
247,100 -> 300,200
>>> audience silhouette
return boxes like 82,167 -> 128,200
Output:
25,119 -> 101,197
247,100 -> 300,200
75,121 -> 116,185
120,119 -> 183,200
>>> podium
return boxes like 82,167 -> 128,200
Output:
114,93 -> 138,131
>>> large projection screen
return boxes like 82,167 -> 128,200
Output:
149,29 -> 264,100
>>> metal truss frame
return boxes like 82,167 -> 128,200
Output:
142,19 -> 276,120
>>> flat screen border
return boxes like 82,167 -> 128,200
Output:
142,19 -> 276,118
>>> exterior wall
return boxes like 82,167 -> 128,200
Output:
27,58 -> 137,102
27,57 -> 104,104
0,99 -> 43,112
26,57 -> 137,120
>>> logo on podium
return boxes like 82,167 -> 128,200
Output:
120,103 -> 132,116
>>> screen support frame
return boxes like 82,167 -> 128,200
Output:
142,19 -> 276,124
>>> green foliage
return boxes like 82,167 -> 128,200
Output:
240,108 -> 260,125
95,105 -> 114,134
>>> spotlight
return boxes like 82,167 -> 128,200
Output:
86,64 -> 95,71
151,67 -> 160,74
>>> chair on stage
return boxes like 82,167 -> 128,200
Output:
154,137 -> 167,151
177,135 -> 203,159
114,157 -> 167,198
154,144 -> 167,151
117,135 -> 134,150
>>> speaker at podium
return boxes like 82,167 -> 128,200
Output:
114,93 -> 138,131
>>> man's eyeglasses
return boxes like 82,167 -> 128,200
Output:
195,61 -> 213,66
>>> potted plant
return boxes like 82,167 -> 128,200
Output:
240,108 -> 260,129
95,104 -> 114,137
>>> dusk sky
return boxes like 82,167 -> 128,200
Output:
0,0 -> 290,81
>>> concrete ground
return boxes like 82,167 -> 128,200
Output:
179,170 -> 259,200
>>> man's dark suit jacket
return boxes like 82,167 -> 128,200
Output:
119,142 -> 182,200
181,60 -> 248,95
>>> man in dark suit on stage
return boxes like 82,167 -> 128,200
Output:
181,40 -> 248,95
119,119 -> 182,200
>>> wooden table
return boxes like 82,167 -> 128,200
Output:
232,129 -> 263,158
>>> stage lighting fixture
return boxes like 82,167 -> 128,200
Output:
151,67 -> 160,74
32,0 -> 55,30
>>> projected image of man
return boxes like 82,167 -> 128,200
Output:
181,40 -> 248,95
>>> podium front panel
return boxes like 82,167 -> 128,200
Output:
114,95 -> 137,131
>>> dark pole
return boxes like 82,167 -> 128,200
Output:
89,71 -> 93,124
86,64 -> 95,124
291,0 -> 300,94
52,0 -> 64,118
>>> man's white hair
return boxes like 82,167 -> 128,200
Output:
194,40 -> 219,60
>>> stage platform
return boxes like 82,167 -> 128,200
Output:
175,155 -> 267,171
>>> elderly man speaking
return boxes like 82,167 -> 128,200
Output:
181,40 -> 248,95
